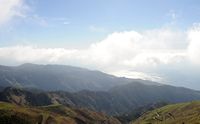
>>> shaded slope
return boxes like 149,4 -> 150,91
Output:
0,87 -> 52,106
1,84 -> 200,116
54,82 -> 200,115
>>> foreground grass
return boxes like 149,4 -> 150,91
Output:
0,102 -> 120,124
132,101 -> 200,124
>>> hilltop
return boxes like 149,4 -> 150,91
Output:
132,101 -> 200,124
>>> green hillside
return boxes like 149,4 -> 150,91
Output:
132,101 -> 200,124
0,102 -> 120,124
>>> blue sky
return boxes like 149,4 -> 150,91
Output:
1,0 -> 200,89
1,0 -> 200,47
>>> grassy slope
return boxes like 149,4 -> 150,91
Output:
0,102 -> 121,124
132,101 -> 200,124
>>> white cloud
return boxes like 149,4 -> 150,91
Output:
85,28 -> 187,71
0,46 -> 78,64
166,10 -> 179,25
51,17 -> 70,25
0,28 -> 189,68
29,14 -> 48,27
0,0 -> 70,28
187,23 -> 200,65
0,1 -> 71,28
167,10 -> 177,20
89,25 -> 107,32
0,0 -> 27,25
25,16 -> 71,27
0,25 -> 200,88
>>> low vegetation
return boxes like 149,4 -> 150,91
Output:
132,101 -> 200,124
116,102 -> 168,123
0,102 -> 120,124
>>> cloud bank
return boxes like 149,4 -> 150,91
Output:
0,28 -> 188,68
0,25 -> 200,89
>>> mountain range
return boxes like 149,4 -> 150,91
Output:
0,63 -> 158,92
1,82 -> 200,116
1,63 -> 200,123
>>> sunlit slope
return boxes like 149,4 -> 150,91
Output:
132,101 -> 200,124
0,102 -> 120,124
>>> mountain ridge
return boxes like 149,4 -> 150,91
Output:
0,63 -> 160,92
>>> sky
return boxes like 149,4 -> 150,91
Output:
1,0 -> 200,89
